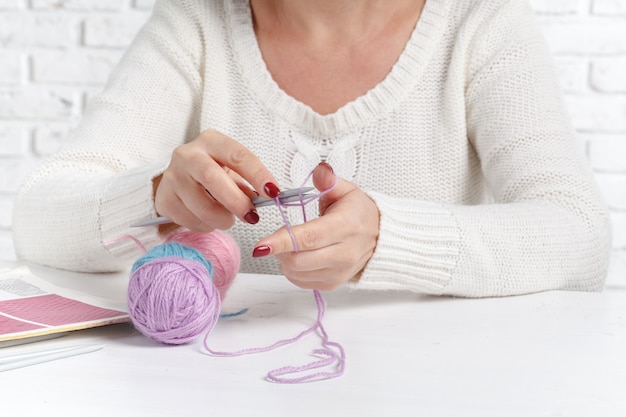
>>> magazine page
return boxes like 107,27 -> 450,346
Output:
0,262 -> 129,344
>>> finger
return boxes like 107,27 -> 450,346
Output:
273,246 -> 335,272
312,162 -> 350,215
182,151 -> 259,225
281,261 -> 360,291
155,165 -> 238,230
173,179 -> 237,230
313,161 -> 338,193
276,245 -> 367,277
201,129 -> 282,199
285,277 -> 338,292
281,258 -> 368,291
252,217 -> 339,257
157,156 -> 239,229
156,193 -> 220,232
224,166 -> 259,200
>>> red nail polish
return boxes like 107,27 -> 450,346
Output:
318,161 -> 334,174
264,182 -> 281,199
244,210 -> 259,224
252,246 -> 271,258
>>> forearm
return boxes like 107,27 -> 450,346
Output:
355,192 -> 611,297
12,0 -> 207,271
12,163 -> 167,272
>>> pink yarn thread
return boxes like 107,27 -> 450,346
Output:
204,169 -> 346,383
166,230 -> 240,301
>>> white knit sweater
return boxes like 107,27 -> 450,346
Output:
13,0 -> 612,297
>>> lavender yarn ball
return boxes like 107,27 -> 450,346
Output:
128,243 -> 221,345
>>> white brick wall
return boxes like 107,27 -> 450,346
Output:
0,0 -> 624,287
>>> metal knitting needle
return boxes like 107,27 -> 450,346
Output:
130,187 -> 315,228
0,344 -> 104,372
252,187 -> 316,207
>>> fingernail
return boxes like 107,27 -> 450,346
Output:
252,245 -> 271,258
264,182 -> 281,198
318,161 -> 334,174
244,209 -> 259,225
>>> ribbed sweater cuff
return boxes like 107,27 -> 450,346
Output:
353,192 -> 461,294
99,160 -> 169,263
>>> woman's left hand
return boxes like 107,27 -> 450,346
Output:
252,162 -> 380,291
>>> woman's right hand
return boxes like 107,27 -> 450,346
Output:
153,129 -> 281,232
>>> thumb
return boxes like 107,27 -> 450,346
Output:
313,162 -> 353,215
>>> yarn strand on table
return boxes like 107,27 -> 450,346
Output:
203,169 -> 346,383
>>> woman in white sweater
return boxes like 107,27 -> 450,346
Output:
12,0 -> 612,297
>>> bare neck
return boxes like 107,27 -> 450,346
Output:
249,0 -> 426,115
251,0 -> 425,46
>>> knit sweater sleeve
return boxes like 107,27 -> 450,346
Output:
12,0 -> 206,272
355,0 -> 612,297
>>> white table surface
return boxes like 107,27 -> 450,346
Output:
1,262 -> 625,417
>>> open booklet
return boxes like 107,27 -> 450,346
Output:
0,262 -> 130,346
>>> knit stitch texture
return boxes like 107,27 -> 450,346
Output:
13,0 -> 612,297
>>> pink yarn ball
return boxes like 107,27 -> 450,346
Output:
166,230 -> 241,301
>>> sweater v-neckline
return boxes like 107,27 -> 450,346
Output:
225,0 -> 449,137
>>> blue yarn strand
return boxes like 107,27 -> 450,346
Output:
131,242 -> 214,279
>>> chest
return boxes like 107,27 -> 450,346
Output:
262,44 -> 404,115
254,16 -> 419,116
